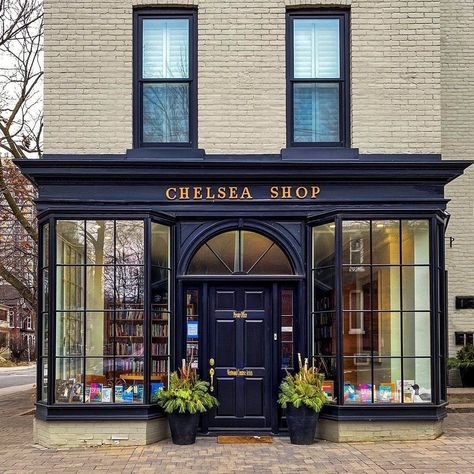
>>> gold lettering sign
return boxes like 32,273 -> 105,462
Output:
227,369 -> 254,377
164,185 -> 320,201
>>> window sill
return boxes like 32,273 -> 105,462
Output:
281,147 -> 359,161
126,147 -> 206,160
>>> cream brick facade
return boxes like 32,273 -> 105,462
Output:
44,0 -> 442,155
43,1 -> 471,353
441,0 -> 474,357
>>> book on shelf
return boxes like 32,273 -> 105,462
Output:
152,359 -> 168,373
116,342 -> 144,355
151,342 -> 168,355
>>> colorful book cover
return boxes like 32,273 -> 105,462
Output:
344,383 -> 355,401
358,384 -> 372,402
378,384 -> 393,402
134,384 -> 144,402
123,387 -> 134,403
115,385 -> 123,402
90,383 -> 103,402
102,387 -> 112,403
322,380 -> 334,401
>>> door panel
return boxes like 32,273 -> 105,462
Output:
208,286 -> 272,429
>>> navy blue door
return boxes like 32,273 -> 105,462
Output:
207,286 -> 272,429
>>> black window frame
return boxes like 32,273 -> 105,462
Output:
133,8 -> 198,149
286,9 -> 350,148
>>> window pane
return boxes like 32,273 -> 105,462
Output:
41,312 -> 49,356
85,358 -> 114,403
57,220 -> 85,264
343,357 -> 372,403
185,289 -> 199,370
242,231 -> 273,273
402,220 -> 430,265
281,289 -> 294,368
343,312 -> 371,356
56,265 -> 84,310
42,223 -> 49,268
314,267 -> 335,311
403,358 -> 431,403
55,358 -> 83,403
402,266 -> 430,311
143,19 -> 189,79
293,18 -> 340,78
151,223 -> 170,268
313,222 -> 335,268
86,266 -> 115,310
86,312 -> 114,356
116,221 -> 144,265
374,358 -> 401,403
115,358 -> 145,403
42,268 -> 49,312
402,312 -> 431,357
116,266 -> 145,309
248,244 -> 293,274
342,266 -> 370,311
56,312 -> 84,357
314,312 -> 336,356
372,220 -> 400,265
40,358 -> 48,402
294,83 -> 339,142
372,266 -> 401,311
86,220 -> 114,265
374,312 -> 401,357
313,356 -> 337,402
342,221 -> 370,265
143,83 -> 189,143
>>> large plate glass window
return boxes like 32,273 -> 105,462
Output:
53,219 -> 172,405
288,11 -> 348,146
136,11 -> 196,147
341,220 -> 431,404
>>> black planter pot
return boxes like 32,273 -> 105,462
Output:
286,404 -> 319,445
460,366 -> 474,387
168,412 -> 200,445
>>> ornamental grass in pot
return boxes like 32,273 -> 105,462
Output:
156,360 -> 219,445
278,354 -> 328,445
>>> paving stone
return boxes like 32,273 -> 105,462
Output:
0,391 -> 474,473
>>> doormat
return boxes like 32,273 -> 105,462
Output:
217,435 -> 273,444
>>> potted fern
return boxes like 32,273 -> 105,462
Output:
156,360 -> 219,445
278,354 -> 328,445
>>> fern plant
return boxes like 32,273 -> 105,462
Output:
278,354 -> 328,413
157,361 -> 219,414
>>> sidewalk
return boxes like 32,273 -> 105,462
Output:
1,391 -> 474,473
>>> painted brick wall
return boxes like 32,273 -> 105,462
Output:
43,0 -> 442,154
441,0 -> 474,356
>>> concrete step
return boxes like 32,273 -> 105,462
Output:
447,403 -> 474,413
448,387 -> 474,404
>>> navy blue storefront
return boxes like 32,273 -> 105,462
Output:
18,151 -> 469,434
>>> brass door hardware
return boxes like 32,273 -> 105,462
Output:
209,367 -> 215,392
233,310 -> 248,319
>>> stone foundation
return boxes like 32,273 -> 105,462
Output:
316,419 -> 444,442
33,417 -> 169,448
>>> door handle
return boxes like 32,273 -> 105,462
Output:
209,367 -> 215,392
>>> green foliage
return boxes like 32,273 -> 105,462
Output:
156,362 -> 219,414
277,354 -> 328,413
453,344 -> 474,369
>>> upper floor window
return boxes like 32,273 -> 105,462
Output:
287,11 -> 349,147
134,10 -> 197,147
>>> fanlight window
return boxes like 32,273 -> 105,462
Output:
187,230 -> 293,275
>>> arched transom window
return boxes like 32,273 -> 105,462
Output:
187,230 -> 293,275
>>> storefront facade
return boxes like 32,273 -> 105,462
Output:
18,155 -> 468,445
22,0 -> 474,446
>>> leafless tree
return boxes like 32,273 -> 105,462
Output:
0,0 -> 43,311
